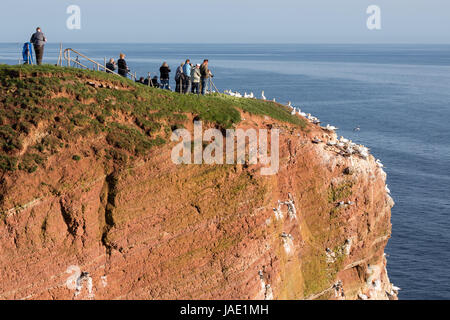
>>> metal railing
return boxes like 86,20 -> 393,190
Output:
62,47 -> 220,93
63,48 -> 136,81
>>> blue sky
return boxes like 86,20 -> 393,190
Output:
0,0 -> 448,43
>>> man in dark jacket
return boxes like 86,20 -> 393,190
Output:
30,27 -> 46,65
151,76 -> 160,88
159,62 -> 171,90
106,58 -> 116,73
200,59 -> 212,95
175,63 -> 184,93
118,53 -> 129,77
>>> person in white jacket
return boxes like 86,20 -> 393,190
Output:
190,64 -> 201,94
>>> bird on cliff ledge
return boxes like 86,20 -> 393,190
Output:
376,159 -> 384,168
325,124 -> 338,131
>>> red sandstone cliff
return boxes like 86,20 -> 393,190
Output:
0,66 -> 396,300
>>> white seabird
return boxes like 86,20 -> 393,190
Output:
261,91 -> 266,100
340,137 -> 349,144
376,159 -> 384,168
385,185 -> 391,194
325,124 -> 338,131
392,285 -> 401,292
327,141 -> 337,146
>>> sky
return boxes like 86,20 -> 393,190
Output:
0,0 -> 449,44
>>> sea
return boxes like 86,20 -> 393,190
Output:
1,43 -> 450,300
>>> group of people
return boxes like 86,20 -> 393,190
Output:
105,55 -> 213,95
27,27 -> 215,95
105,53 -> 130,77
172,59 -> 213,95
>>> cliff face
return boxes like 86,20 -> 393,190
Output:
0,66 -> 395,300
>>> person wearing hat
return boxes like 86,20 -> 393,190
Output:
190,64 -> 202,94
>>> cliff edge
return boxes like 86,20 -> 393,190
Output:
0,65 -> 396,300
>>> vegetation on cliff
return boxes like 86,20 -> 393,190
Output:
0,65 -> 394,300
0,65 -> 305,173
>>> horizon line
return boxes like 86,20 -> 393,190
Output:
1,42 -> 450,46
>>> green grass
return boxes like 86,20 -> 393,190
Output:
327,181 -> 354,203
0,64 -> 306,172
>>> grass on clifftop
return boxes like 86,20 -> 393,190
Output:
0,64 -> 305,172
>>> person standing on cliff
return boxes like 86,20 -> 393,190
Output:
191,64 -> 201,94
159,62 -> 171,90
30,27 -> 47,65
175,62 -> 185,94
182,59 -> 192,94
200,59 -> 212,95
117,53 -> 129,77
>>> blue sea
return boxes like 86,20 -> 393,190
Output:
1,43 -> 450,300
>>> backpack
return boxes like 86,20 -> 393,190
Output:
22,42 -> 34,64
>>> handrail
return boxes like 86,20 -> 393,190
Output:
71,59 -> 90,70
62,47 -> 220,94
63,48 -> 136,81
